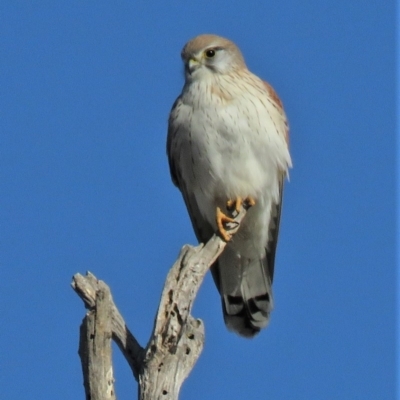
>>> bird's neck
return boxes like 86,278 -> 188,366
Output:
182,74 -> 240,106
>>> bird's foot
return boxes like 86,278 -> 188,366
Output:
244,196 -> 256,210
217,197 -> 256,241
216,207 -> 236,242
226,196 -> 256,214
226,197 -> 242,214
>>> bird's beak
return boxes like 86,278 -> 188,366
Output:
186,57 -> 200,74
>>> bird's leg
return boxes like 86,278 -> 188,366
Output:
226,196 -> 256,214
226,197 -> 242,214
243,196 -> 256,208
218,197 -> 256,241
216,207 -> 236,242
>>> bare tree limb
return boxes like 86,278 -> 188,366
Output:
77,279 -> 117,400
72,206 -> 248,399
73,273 -> 145,382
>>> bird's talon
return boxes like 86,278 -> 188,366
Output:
226,196 -> 256,213
243,196 -> 256,209
226,197 -> 242,214
216,207 -> 235,241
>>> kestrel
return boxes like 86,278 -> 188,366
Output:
167,34 -> 292,337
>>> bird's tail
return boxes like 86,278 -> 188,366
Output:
214,254 -> 273,338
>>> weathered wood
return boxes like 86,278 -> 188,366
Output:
77,280 -> 116,400
73,272 -> 145,382
72,206 -> 248,399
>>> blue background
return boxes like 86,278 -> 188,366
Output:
0,2 -> 396,399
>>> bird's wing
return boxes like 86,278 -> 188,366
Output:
263,81 -> 290,146
261,80 -> 290,281
265,174 -> 285,282
167,98 -> 214,244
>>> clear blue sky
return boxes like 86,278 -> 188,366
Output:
0,2 -> 396,399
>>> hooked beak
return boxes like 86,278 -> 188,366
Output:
186,57 -> 201,74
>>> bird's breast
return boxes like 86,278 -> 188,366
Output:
178,91 -> 281,194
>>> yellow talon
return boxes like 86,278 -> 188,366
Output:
226,197 -> 242,213
226,196 -> 256,213
218,197 -> 256,241
244,196 -> 256,208
216,207 -> 235,242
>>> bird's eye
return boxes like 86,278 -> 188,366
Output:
205,49 -> 216,58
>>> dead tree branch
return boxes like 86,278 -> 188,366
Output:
72,206 -> 248,400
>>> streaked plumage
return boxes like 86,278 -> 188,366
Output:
167,34 -> 292,337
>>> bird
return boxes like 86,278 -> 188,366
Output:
167,34 -> 292,337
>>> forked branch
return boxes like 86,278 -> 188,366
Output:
72,206 -> 248,400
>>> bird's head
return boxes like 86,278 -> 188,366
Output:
181,34 -> 246,81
